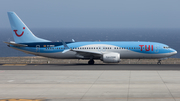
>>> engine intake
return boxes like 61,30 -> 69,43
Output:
102,53 -> 120,63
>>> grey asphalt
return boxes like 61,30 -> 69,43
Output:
0,64 -> 180,70
0,64 -> 180,101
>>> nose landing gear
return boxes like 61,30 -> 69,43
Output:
157,60 -> 161,65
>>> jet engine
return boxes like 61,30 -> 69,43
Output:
102,53 -> 120,63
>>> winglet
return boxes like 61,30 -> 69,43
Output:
61,40 -> 69,49
61,40 -> 71,53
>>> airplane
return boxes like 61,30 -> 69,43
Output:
4,12 -> 177,65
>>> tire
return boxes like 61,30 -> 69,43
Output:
88,60 -> 94,65
157,62 -> 161,65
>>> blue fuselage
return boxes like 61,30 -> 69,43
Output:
10,41 -> 177,59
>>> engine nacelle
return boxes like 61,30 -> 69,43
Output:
102,53 -> 120,63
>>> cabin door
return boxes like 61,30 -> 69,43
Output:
154,45 -> 159,53
36,45 -> 40,53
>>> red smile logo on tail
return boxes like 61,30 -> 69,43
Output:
14,27 -> 25,37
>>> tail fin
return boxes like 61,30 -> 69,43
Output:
7,12 -> 50,43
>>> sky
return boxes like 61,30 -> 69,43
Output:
0,0 -> 180,29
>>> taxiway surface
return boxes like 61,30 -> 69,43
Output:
0,64 -> 180,101
0,64 -> 180,70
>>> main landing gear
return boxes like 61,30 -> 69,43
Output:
88,59 -> 94,65
157,60 -> 161,65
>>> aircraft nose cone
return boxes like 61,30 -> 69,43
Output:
174,50 -> 177,54
170,49 -> 177,55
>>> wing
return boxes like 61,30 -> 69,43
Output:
71,49 -> 102,58
61,40 -> 102,58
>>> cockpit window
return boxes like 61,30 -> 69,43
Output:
163,46 -> 170,49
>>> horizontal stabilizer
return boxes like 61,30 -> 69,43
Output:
4,42 -> 28,47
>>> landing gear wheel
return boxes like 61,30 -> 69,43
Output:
157,60 -> 161,65
88,60 -> 94,65
157,62 -> 161,65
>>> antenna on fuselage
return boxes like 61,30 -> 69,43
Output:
72,39 -> 75,42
